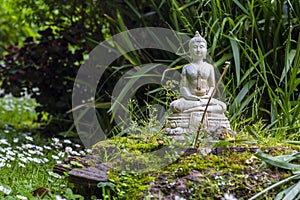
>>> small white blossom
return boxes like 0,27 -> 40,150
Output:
58,151 -> 66,157
0,185 -> 12,195
48,171 -> 62,179
63,139 -> 72,144
23,144 -> 34,149
0,162 -> 5,168
224,193 -> 238,200
86,149 -> 92,154
44,145 -> 52,150
3,129 -> 10,133
7,155 -> 15,161
70,151 -> 80,156
28,150 -> 37,155
7,150 -> 16,156
20,157 -> 28,163
32,158 -> 42,164
13,138 -> 19,143
52,155 -> 59,160
52,138 -> 60,144
55,195 -> 67,200
25,136 -> 33,141
35,146 -> 43,151
16,195 -> 27,200
18,163 -> 26,168
65,147 -> 72,153
0,139 -> 9,145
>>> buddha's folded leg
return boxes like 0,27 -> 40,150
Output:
170,98 -> 203,113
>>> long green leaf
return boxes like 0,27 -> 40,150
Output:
249,174 -> 300,200
282,181 -> 300,200
255,152 -> 300,171
229,38 -> 240,85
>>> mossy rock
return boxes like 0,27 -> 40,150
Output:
65,134 -> 300,199
105,142 -> 300,200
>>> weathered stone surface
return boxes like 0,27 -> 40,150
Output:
68,163 -> 111,186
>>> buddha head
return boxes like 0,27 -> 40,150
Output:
189,31 -> 207,60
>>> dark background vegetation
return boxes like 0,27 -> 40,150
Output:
0,0 -> 299,138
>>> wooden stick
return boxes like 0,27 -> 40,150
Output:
193,61 -> 230,148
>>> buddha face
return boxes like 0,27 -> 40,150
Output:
190,41 -> 207,60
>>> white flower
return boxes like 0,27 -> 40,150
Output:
74,144 -> 81,148
63,139 -> 72,144
0,147 -> 5,153
65,147 -> 72,153
0,139 -> 9,145
55,195 -> 67,200
13,138 -> 19,143
16,146 -> 22,150
174,196 -> 186,200
23,144 -> 33,149
32,158 -> 42,164
18,163 -> 26,168
224,193 -> 237,200
58,151 -> 65,157
18,153 -> 24,158
0,162 -> 5,168
6,163 -> 11,168
0,185 -> 12,195
86,149 -> 92,154
52,155 -> 59,160
25,136 -> 33,141
7,155 -> 15,161
43,158 -> 49,163
52,138 -> 60,144
44,145 -> 52,150
16,195 -> 27,200
20,157 -> 28,163
32,87 -> 39,92
70,151 -> 80,156
28,150 -> 37,155
35,146 -> 43,151
48,171 -> 62,179
7,150 -> 15,156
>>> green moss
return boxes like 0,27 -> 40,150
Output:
91,134 -> 300,199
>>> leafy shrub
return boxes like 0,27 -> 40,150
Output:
0,89 -> 49,129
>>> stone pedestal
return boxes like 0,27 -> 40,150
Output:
165,111 -> 230,141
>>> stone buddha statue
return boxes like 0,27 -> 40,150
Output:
166,31 -> 230,136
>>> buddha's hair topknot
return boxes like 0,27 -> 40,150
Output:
189,31 -> 207,47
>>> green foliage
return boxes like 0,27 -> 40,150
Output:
2,0 -> 299,138
0,27 -> 86,132
0,91 -> 50,129
0,0 -> 38,55
101,0 -> 300,137
250,151 -> 300,200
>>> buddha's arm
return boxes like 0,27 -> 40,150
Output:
207,65 -> 216,97
181,68 -> 200,101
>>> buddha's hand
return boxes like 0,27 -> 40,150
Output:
201,95 -> 210,99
